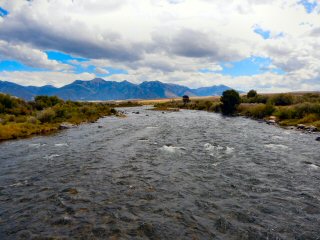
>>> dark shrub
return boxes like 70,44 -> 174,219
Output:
221,90 -> 241,115
182,95 -> 190,104
34,96 -> 64,110
247,90 -> 257,98
270,94 -> 294,106
242,94 -> 269,104
0,94 -> 17,109
0,103 -> 4,113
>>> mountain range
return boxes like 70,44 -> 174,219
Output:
0,78 -> 233,101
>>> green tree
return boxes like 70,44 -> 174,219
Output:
247,89 -> 257,98
221,90 -> 240,115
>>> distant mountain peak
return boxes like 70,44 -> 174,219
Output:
0,78 -> 233,101
91,78 -> 106,83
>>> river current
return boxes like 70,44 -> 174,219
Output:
0,107 -> 320,239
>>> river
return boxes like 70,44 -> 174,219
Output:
0,107 -> 320,239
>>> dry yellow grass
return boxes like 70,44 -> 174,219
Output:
137,96 -> 220,105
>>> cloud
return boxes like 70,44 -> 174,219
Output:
0,12 -> 145,61
0,0 -> 319,91
95,67 -> 109,75
0,70 -> 96,87
153,28 -> 245,61
0,40 -> 72,71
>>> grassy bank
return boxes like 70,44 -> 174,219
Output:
153,98 -> 221,112
154,92 -> 320,130
0,94 -> 123,141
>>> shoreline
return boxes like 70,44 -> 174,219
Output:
152,105 -> 320,138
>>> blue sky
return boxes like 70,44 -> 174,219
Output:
0,50 -> 284,79
299,0 -> 318,13
0,0 -> 319,91
46,51 -> 128,76
0,7 -> 8,17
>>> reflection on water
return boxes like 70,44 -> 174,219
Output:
0,107 -> 320,239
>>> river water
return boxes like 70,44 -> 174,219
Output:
0,107 -> 320,239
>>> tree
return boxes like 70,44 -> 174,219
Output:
221,90 -> 240,115
182,95 -> 190,105
247,89 -> 257,98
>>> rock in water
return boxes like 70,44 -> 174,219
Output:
306,126 -> 317,132
59,123 -> 76,130
297,124 -> 306,130
316,137 -> 320,142
266,119 -> 276,125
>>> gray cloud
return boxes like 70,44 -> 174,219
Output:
310,27 -> 320,36
152,29 -> 244,62
0,11 -> 145,62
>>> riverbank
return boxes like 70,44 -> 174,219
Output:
153,92 -> 320,132
0,94 -> 140,141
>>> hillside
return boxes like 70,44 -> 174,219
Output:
0,78 -> 233,101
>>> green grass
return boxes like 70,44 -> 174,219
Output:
0,94 -> 123,141
154,99 -> 221,112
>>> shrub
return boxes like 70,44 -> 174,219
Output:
270,94 -> 294,106
182,95 -> 190,104
296,93 -> 320,103
27,116 -> 38,124
298,114 -> 319,124
0,103 -> 4,113
274,107 -> 293,120
0,94 -> 17,109
247,89 -> 257,98
275,102 -> 320,120
54,106 -> 67,118
221,90 -> 241,115
34,96 -> 64,110
209,102 -> 221,112
37,108 -> 56,123
294,102 -> 320,117
238,104 -> 275,119
15,115 -> 27,123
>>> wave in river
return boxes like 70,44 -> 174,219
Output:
204,143 -> 234,156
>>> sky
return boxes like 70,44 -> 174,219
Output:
0,0 -> 319,92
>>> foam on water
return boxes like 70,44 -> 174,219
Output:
54,143 -> 68,147
272,136 -> 284,140
28,143 -> 46,148
204,143 -> 234,156
264,144 -> 290,150
43,154 -> 60,160
160,145 -> 185,154
309,164 -> 319,170
9,180 -> 28,187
